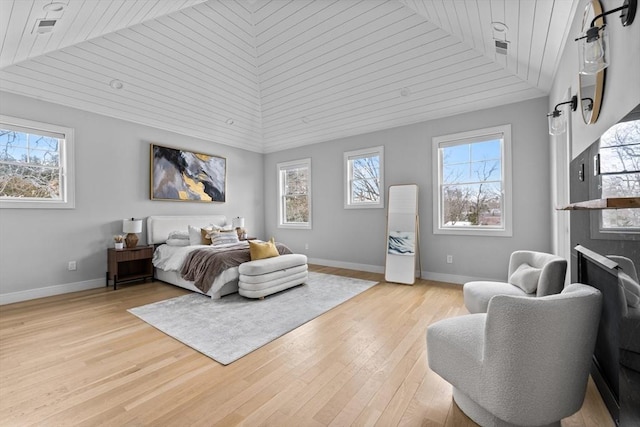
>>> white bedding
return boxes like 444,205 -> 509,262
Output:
153,243 -> 246,299
153,242 -> 250,272
147,215 -> 243,299
153,244 -> 208,271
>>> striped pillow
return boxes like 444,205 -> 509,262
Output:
210,230 -> 240,246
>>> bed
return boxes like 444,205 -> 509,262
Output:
147,215 -> 291,299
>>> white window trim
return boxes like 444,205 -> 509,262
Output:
596,119 -> 640,235
432,124 -> 512,237
344,145 -> 384,209
277,158 -> 312,229
0,115 -> 75,209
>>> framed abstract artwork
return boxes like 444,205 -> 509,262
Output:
150,144 -> 226,202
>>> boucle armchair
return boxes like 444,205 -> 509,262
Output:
464,250 -> 567,313
427,283 -> 602,427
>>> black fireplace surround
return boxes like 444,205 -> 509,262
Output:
569,104 -> 639,426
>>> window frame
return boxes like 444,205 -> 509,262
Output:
277,158 -> 312,229
596,119 -> 640,235
0,115 -> 75,209
432,124 -> 512,237
344,145 -> 384,209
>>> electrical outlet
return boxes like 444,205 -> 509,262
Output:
304,243 -> 309,250
68,261 -> 77,271
446,255 -> 453,264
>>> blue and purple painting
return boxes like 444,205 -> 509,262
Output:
151,144 -> 226,202
388,231 -> 415,256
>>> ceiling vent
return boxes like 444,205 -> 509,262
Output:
495,40 -> 509,55
33,19 -> 57,34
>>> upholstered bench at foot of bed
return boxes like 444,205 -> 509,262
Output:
238,254 -> 308,299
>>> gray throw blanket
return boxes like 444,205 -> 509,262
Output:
180,242 -> 292,293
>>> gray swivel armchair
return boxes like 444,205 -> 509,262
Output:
463,250 -> 567,313
427,284 -> 602,427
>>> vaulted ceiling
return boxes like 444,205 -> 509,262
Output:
0,0 -> 578,153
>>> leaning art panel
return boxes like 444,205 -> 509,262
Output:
150,144 -> 226,202
387,231 -> 415,256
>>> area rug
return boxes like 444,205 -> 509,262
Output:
128,272 -> 378,365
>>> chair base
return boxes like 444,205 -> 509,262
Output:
452,388 -> 560,427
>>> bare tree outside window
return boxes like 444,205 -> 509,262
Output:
350,155 -> 380,203
344,146 -> 384,209
278,158 -> 311,228
0,129 -> 62,200
599,119 -> 640,230
440,139 -> 503,228
283,167 -> 309,223
433,125 -> 511,236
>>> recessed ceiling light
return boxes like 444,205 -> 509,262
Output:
109,79 -> 124,90
226,118 -> 234,125
491,21 -> 508,32
43,2 -> 66,12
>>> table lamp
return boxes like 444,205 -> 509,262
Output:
232,217 -> 246,240
232,217 -> 245,229
123,218 -> 143,248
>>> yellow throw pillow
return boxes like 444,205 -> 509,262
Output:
249,238 -> 279,261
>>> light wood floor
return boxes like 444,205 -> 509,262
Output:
0,265 -> 613,426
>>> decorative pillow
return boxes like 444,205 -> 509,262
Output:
167,230 -> 189,240
188,225 -> 213,245
509,263 -> 542,294
166,238 -> 190,247
249,238 -> 279,261
210,230 -> 240,246
200,227 -> 216,245
619,271 -> 640,308
188,225 -> 201,245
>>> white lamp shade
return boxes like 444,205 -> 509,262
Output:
123,218 -> 143,234
232,217 -> 245,228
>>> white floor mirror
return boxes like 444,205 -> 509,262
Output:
384,184 -> 421,284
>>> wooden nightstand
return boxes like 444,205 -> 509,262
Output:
106,246 -> 154,290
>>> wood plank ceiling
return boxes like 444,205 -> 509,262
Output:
0,0 -> 579,153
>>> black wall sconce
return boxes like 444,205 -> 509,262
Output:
581,97 -> 594,113
575,0 -> 637,75
548,95 -> 578,135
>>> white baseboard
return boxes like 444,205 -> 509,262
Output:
0,278 -> 105,305
0,266 -> 488,305
419,271 -> 476,285
308,257 -> 385,274
308,257 -> 486,286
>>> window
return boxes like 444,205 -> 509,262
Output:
0,115 -> 75,209
598,119 -> 640,232
344,146 -> 384,209
432,124 -> 512,236
277,158 -> 311,229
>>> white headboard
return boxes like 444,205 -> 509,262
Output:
146,215 -> 227,245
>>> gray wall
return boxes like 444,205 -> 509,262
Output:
0,91 -> 264,301
264,97 -> 552,283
